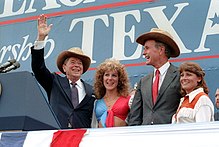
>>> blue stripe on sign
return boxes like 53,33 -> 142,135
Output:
0,132 -> 27,147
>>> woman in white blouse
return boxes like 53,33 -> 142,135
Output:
172,62 -> 214,123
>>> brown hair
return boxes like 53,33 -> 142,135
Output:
179,62 -> 209,96
94,59 -> 130,99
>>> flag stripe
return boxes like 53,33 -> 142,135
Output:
51,129 -> 87,147
0,132 -> 27,147
23,130 -> 56,147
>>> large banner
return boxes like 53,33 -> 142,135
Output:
0,0 -> 219,98
1,122 -> 219,146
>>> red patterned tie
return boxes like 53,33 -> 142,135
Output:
152,70 -> 160,104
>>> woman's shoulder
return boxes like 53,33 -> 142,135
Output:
195,94 -> 214,109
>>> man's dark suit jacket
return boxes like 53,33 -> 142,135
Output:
128,64 -> 181,125
31,47 -> 95,129
214,111 -> 219,121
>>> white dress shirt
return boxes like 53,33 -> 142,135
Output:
153,61 -> 170,91
34,40 -> 45,50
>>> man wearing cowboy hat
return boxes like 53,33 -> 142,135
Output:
31,14 -> 95,129
128,28 -> 182,125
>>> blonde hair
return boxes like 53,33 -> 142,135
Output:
94,59 -> 130,99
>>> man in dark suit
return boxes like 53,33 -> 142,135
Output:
128,28 -> 182,125
31,14 -> 95,129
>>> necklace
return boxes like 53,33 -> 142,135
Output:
104,96 -> 118,108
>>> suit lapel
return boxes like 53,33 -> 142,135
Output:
76,80 -> 93,108
142,74 -> 154,108
58,77 -> 72,105
156,64 -> 177,103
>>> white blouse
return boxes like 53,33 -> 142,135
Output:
172,88 -> 214,123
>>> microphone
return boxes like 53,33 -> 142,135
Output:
0,59 -> 16,71
1,62 -> 20,73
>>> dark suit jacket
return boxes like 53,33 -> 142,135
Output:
128,64 -> 181,125
31,47 -> 95,129
214,111 -> 219,121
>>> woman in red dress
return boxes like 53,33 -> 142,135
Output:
91,59 -> 131,128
